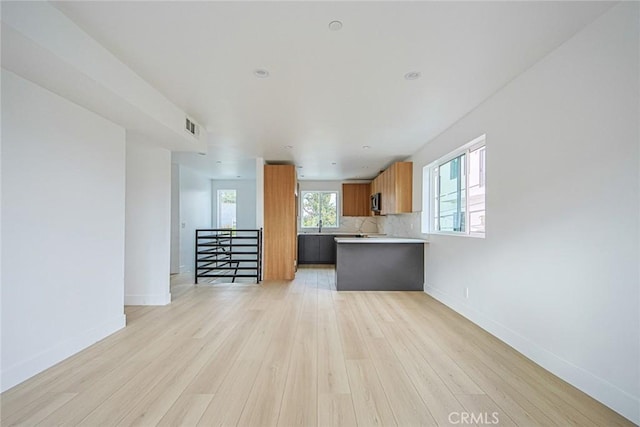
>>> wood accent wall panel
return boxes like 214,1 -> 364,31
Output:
342,183 -> 371,217
263,165 -> 296,280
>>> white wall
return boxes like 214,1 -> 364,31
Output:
178,165 -> 212,273
407,4 -> 639,422
125,139 -> 171,305
1,70 -> 126,391
170,163 -> 180,274
211,180 -> 256,229
1,1 -> 207,152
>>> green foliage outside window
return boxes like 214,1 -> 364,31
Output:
301,191 -> 338,228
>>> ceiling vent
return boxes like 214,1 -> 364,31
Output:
185,117 -> 200,137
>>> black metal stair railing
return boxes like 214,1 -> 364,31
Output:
194,228 -> 262,284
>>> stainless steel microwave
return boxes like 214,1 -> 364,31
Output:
371,192 -> 381,212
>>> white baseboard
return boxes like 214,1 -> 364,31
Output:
424,284 -> 639,425
124,292 -> 171,306
0,313 -> 126,393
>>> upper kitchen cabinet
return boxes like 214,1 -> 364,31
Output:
372,161 -> 413,215
342,183 -> 371,217
264,164 -> 297,280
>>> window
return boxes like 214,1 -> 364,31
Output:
423,135 -> 485,237
217,189 -> 237,229
301,191 -> 338,228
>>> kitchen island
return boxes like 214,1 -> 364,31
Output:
334,237 -> 426,291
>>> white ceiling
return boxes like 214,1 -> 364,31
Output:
54,1 -> 611,180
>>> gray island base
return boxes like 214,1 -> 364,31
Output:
335,238 -> 425,291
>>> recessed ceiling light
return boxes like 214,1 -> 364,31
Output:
328,20 -> 343,31
254,69 -> 270,78
362,145 -> 371,149
404,71 -> 421,80
284,145 -> 293,149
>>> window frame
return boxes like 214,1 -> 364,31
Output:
216,189 -> 237,229
299,190 -> 340,229
422,135 -> 486,238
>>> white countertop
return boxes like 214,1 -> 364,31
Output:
335,237 -> 428,244
298,232 -> 386,236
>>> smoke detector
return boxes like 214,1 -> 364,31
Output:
404,71 -> 421,80
328,21 -> 343,31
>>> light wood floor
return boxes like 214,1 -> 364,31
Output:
1,266 -> 633,426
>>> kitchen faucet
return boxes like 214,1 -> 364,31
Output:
318,219 -> 323,233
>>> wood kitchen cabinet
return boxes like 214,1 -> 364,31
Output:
371,161 -> 413,215
381,168 -> 393,214
342,183 -> 371,216
370,175 -> 380,205
264,164 -> 297,280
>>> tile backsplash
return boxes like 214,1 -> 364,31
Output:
298,216 -> 379,234
296,212 -> 428,238
377,211 -> 426,239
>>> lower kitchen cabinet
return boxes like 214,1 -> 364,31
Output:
299,235 -> 318,262
298,235 -> 336,264
318,235 -> 336,263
